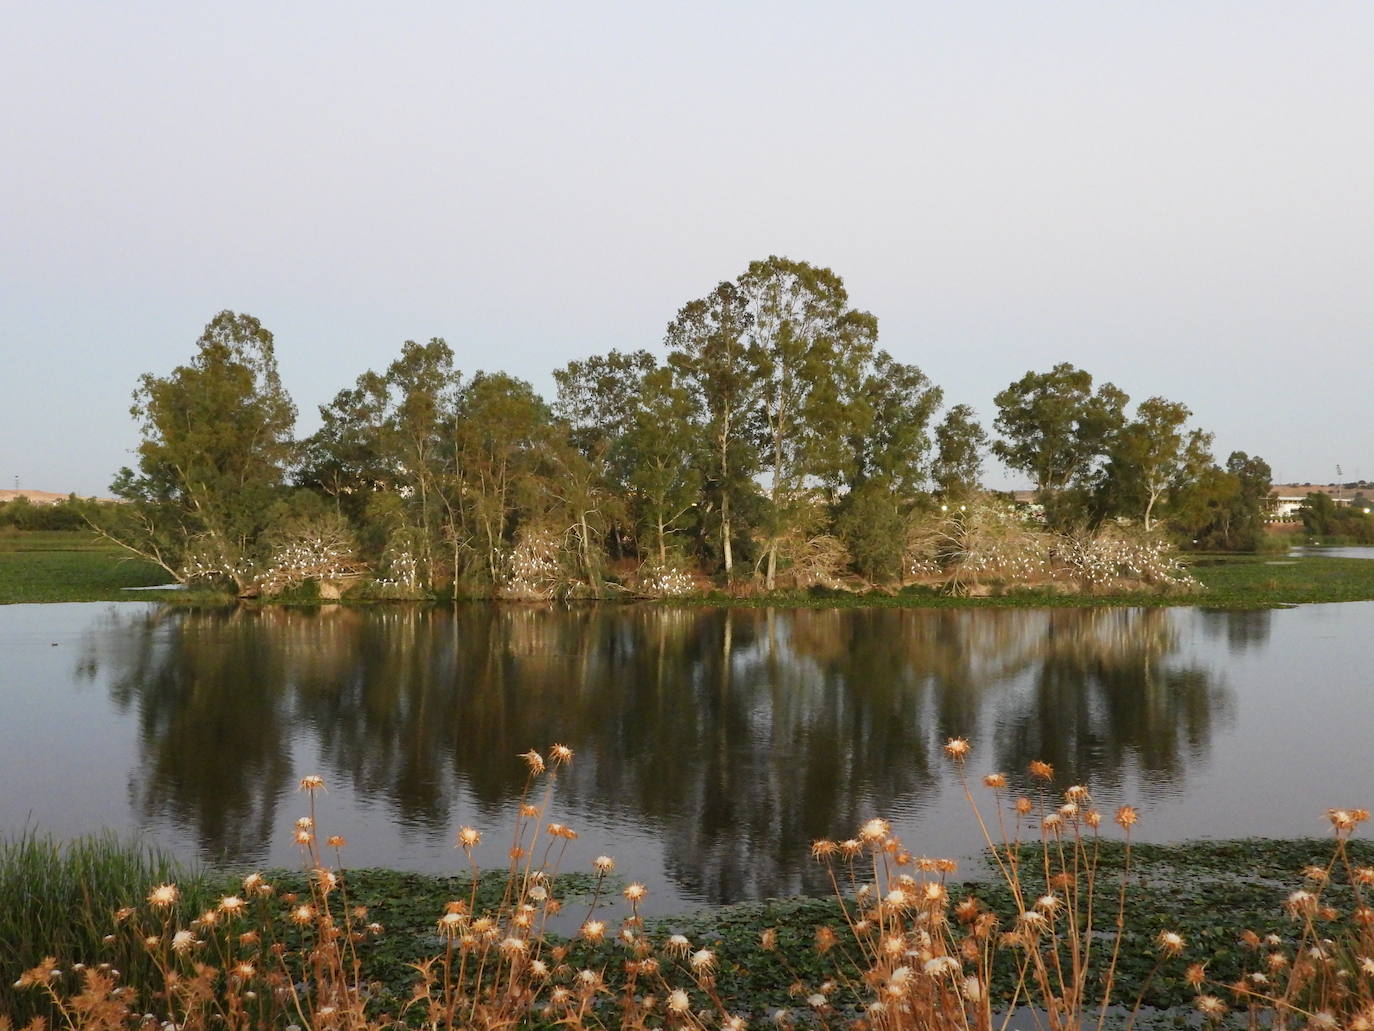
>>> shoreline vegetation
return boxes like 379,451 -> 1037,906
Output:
79,293 -> 1366,604
4,750 -> 1372,1029
4,529 -> 1374,609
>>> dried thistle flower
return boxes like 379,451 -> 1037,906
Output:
1157,930 -> 1186,956
859,818 -> 890,842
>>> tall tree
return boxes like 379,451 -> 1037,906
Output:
992,362 -> 1127,522
103,311 -> 296,591
553,349 -> 657,559
832,354 -> 941,582
618,366 -> 702,565
451,371 -> 559,584
383,339 -> 461,586
297,370 -> 391,515
931,404 -> 989,500
666,280 -> 758,578
843,353 -> 942,495
737,256 -> 878,589
1104,397 -> 1213,530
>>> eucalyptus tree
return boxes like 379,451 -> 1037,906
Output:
666,279 -> 758,577
383,340 -> 461,583
102,311 -> 297,591
932,404 -> 989,500
553,349 -> 657,559
834,353 -> 942,581
1103,397 -> 1214,530
451,371 -> 562,585
736,256 -> 879,589
842,352 -> 942,495
618,365 -> 702,565
297,370 -> 391,519
992,362 -> 1128,523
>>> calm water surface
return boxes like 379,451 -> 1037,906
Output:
2,600 -> 1372,910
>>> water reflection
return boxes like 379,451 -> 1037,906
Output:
1198,608 -> 1273,653
77,603 -> 1233,901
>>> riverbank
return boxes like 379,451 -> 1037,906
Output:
5,835 -> 1369,1025
0,531 -> 171,602
255,836 -> 1372,1016
5,531 -> 1374,608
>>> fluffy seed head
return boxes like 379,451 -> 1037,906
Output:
1157,930 -> 1186,956
859,818 -> 890,842
690,948 -> 716,973
1195,995 -> 1227,1019
580,920 -> 606,942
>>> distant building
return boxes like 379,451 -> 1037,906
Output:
1268,484 -> 1362,521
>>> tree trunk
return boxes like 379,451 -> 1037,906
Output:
720,491 -> 733,576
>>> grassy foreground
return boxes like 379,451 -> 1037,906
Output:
0,531 -> 175,603
6,829 -> 1371,1028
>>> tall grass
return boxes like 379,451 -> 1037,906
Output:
5,746 -> 1372,1030
0,828 -> 211,1024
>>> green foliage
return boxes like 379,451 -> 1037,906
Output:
1300,492 -> 1374,543
833,480 -> 907,581
666,277 -> 761,578
0,496 -> 88,531
932,403 -> 988,499
99,311 -> 297,591
992,362 -> 1128,502
1098,396 -> 1213,530
0,829 -> 211,1025
91,278 -> 1281,594
738,256 -> 880,588
0,531 -> 175,603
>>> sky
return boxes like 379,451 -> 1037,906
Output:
3,1 -> 1372,497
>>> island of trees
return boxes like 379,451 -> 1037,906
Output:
89,257 -> 1293,600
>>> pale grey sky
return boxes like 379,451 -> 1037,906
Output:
3,1 -> 1371,495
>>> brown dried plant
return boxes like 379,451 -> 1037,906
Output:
8,745 -> 1373,1031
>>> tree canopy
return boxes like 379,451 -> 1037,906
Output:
102,271 -> 1278,598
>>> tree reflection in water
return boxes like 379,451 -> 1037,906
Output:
81,603 -> 1231,901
